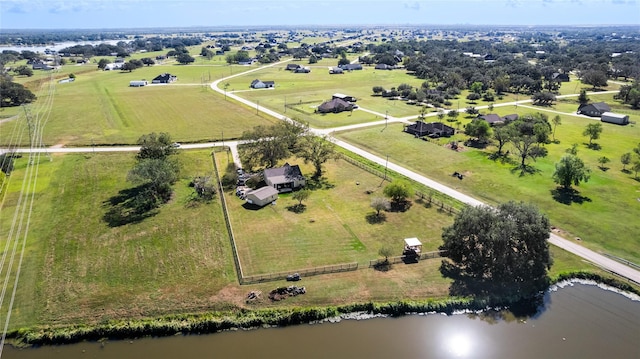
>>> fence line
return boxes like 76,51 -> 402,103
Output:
211,151 -> 245,282
414,191 -> 461,215
369,250 -> 445,267
242,262 -> 358,285
338,153 -> 390,181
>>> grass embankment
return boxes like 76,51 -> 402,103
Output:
335,98 -> 640,263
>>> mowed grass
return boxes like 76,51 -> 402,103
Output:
0,150 -> 236,327
218,154 -> 456,275
335,106 -> 640,264
0,64 -> 277,146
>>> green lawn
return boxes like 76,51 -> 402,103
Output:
0,150 -> 235,327
335,111 -> 640,264
1,65 -> 277,146
219,154 -> 456,275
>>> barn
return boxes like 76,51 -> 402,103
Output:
600,112 -> 630,125
245,186 -> 279,207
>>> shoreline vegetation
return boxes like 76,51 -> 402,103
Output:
8,273 -> 639,347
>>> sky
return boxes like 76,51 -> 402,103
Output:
0,0 -> 638,29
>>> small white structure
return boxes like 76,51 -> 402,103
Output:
404,237 -> 422,254
601,112 -> 630,125
246,186 -> 279,207
129,80 -> 148,87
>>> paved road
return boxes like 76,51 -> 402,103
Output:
4,60 -> 639,284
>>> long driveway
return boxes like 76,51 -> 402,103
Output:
4,60 -> 638,284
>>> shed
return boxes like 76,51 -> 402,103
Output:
403,237 -> 422,254
600,112 -> 629,125
246,186 -> 279,207
130,80 -> 148,87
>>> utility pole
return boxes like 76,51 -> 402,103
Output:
384,154 -> 389,180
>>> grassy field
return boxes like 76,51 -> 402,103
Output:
0,150 -> 236,327
1,64 -> 277,146
335,101 -> 640,264
217,153 -> 456,275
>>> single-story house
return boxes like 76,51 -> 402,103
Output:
601,112 -> 630,125
329,67 -> 344,74
104,63 -> 124,71
245,186 -> 279,207
404,121 -> 455,138
477,114 -> 518,126
286,63 -> 301,71
130,80 -> 148,87
317,98 -> 355,113
332,93 -> 357,102
152,73 -> 177,84
250,79 -> 275,89
578,102 -> 611,117
552,72 -> 570,82
477,114 -> 503,125
374,63 -> 393,70
32,62 -> 54,70
264,163 -> 306,193
339,63 -> 363,71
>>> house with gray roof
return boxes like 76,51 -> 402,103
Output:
264,163 -> 306,193
577,102 -> 611,117
245,186 -> 279,207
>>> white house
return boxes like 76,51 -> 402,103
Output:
104,63 -> 124,71
129,80 -> 148,87
246,186 -> 279,207
250,79 -> 275,89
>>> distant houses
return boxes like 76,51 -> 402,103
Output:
152,73 -> 177,84
339,63 -> 363,71
374,63 -> 394,70
104,63 -> 124,71
250,79 -> 275,89
404,121 -> 455,138
328,67 -> 344,74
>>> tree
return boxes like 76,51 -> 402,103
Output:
465,119 -> 492,143
633,160 -> 640,179
621,152 -> 632,171
378,246 -> 394,264
176,53 -> 195,64
372,86 -> 384,95
508,114 -> 551,171
532,91 -> 556,106
492,124 -> 513,155
465,106 -> 478,116
69,73 -> 76,79
551,115 -> 561,142
0,79 -> 36,107
371,197 -> 390,217
466,93 -> 481,101
482,90 -> 495,102
127,158 -> 179,205
240,121 -> 308,169
200,47 -> 214,60
437,109 -> 445,121
446,109 -> 459,122
0,153 -> 15,175
136,132 -> 178,161
578,89 -> 589,105
552,154 -> 591,190
581,70 -> 608,90
383,181 -> 411,206
295,135 -> 337,178
292,189 -> 311,206
191,175 -> 216,201
439,201 -> 551,301
469,81 -> 483,94
487,103 -> 494,112
597,156 -> 610,170
14,65 -> 33,77
141,57 -> 156,66
583,122 -> 603,146
97,58 -> 110,70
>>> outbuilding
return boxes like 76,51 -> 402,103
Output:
129,80 -> 148,87
600,112 -> 629,125
245,186 -> 279,207
403,237 -> 422,255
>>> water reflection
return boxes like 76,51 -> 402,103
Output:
5,282 -> 639,359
